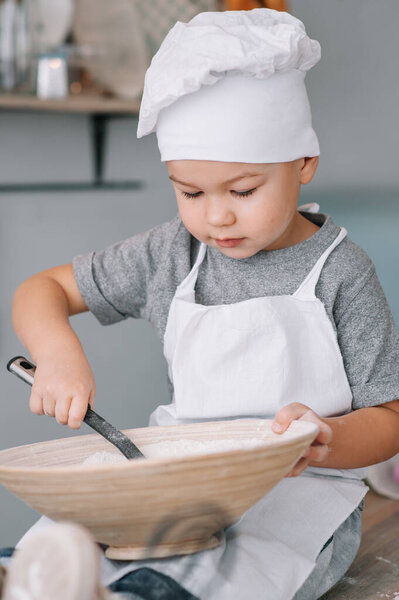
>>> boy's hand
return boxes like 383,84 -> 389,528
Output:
29,351 -> 96,430
272,403 -> 333,477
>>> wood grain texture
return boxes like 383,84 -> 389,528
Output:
0,419 -> 317,560
0,93 -> 140,114
322,491 -> 399,599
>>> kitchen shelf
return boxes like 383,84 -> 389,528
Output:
0,92 -> 142,191
0,92 -> 140,114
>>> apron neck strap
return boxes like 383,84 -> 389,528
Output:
293,228 -> 347,300
180,228 -> 347,301
177,242 -> 207,298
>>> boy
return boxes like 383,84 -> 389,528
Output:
2,9 -> 399,600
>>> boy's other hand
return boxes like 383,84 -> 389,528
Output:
29,352 -> 96,429
272,403 -> 333,477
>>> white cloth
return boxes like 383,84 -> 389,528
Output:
160,229 -> 352,421
137,8 -> 321,162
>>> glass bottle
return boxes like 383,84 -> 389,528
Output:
0,0 -> 18,91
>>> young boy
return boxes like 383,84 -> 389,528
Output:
2,8 -> 399,600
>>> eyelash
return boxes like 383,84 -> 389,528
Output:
181,188 -> 256,199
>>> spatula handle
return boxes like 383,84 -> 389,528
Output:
7,356 -> 145,459
7,356 -> 35,385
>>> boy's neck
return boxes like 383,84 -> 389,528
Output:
265,211 -> 320,251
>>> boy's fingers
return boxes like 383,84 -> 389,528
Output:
42,395 -> 56,418
88,387 -> 96,409
309,443 -> 330,463
302,414 -> 332,444
55,397 -> 72,426
272,403 -> 309,433
315,421 -> 333,445
298,411 -> 332,444
68,396 -> 89,429
287,456 -> 309,477
29,390 -> 44,415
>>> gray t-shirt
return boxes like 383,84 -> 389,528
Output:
73,211 -> 399,410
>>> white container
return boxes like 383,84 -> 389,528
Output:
37,54 -> 68,99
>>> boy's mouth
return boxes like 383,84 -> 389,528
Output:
215,238 -> 245,248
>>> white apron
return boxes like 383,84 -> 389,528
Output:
18,209 -> 368,599
143,216 -> 367,599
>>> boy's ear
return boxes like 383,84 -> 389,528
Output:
300,156 -> 319,185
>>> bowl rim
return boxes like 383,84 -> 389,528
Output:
0,419 -> 319,475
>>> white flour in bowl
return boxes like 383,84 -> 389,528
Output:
144,438 -> 267,457
83,451 -> 128,465
83,437 -> 267,464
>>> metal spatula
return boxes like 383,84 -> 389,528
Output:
7,356 -> 145,459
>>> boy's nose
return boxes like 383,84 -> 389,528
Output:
206,197 -> 236,227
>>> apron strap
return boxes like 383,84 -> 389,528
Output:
298,202 -> 320,214
176,242 -> 207,299
293,228 -> 347,300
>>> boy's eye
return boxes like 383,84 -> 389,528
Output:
180,188 -> 256,199
232,188 -> 256,197
181,190 -> 202,199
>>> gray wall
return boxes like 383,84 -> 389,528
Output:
291,0 -> 399,189
1,0 -> 398,546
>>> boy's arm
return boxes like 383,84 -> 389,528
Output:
13,264 -> 88,351
316,399 -> 399,469
12,265 -> 95,429
273,400 -> 399,473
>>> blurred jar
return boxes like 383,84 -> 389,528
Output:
36,51 -> 68,99
0,0 -> 35,92
0,0 -> 17,90
0,0 -> 75,94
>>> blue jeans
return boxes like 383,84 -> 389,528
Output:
108,568 -> 198,599
0,548 -> 197,600
292,499 -> 364,600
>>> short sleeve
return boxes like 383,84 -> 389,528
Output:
72,217 -> 181,326
336,266 -> 399,409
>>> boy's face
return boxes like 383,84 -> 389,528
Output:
167,158 -> 318,259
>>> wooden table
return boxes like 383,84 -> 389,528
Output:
322,490 -> 399,599
0,93 -> 143,192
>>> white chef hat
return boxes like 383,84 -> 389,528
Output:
137,9 -> 321,163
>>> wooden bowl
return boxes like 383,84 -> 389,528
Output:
0,419 -> 317,559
